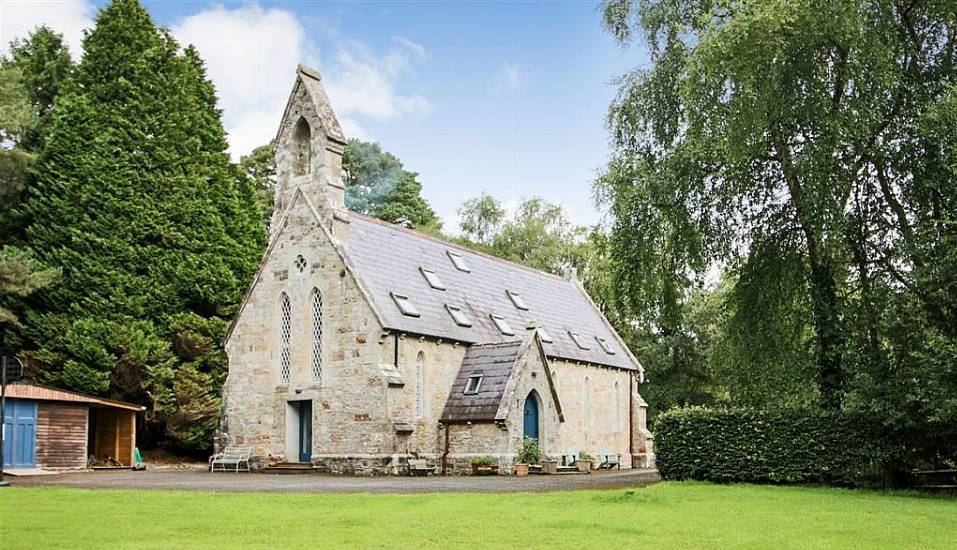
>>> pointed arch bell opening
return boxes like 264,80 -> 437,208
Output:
292,117 -> 312,176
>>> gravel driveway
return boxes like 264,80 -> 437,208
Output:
10,467 -> 659,494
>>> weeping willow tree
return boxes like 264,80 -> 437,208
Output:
598,0 -> 957,418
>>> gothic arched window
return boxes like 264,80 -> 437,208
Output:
292,117 -> 311,176
310,288 -> 323,382
279,292 -> 291,384
415,352 -> 425,418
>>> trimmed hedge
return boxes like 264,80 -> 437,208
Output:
655,407 -> 892,486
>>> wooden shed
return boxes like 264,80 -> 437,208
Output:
2,382 -> 144,470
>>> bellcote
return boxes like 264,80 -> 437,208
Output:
272,64 -> 347,237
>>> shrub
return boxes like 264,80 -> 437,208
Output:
470,456 -> 493,467
578,452 -> 594,461
518,437 -> 541,464
655,407 -> 892,487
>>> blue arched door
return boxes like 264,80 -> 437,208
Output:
523,392 -> 539,441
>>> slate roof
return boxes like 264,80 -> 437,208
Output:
344,214 -> 641,371
440,341 -> 523,422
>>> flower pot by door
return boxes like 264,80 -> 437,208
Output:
515,463 -> 530,476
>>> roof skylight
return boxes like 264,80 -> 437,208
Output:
390,292 -> 420,317
595,336 -> 616,355
445,304 -> 472,327
538,327 -> 554,343
568,331 -> 590,350
447,250 -> 471,272
464,374 -> 484,395
506,290 -> 529,310
420,267 -> 446,290
490,314 -> 515,336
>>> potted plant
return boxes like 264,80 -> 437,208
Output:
470,456 -> 498,475
576,451 -> 594,473
515,437 -> 540,476
541,458 -> 559,475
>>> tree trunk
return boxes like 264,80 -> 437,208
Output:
774,130 -> 844,409
808,254 -> 843,410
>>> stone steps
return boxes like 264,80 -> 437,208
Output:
259,462 -> 317,474
555,466 -> 587,475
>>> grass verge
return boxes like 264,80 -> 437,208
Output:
2,481 -> 955,548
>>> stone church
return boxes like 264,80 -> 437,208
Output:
219,65 -> 654,474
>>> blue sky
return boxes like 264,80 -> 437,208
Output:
1,1 -> 649,229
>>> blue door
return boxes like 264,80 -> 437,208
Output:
3,400 -> 37,469
523,393 -> 539,441
298,400 -> 312,463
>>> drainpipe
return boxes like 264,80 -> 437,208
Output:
441,423 -> 450,475
393,333 -> 399,368
629,373 -> 634,459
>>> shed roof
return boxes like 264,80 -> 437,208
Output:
440,341 -> 524,422
5,382 -> 145,412
344,214 -> 641,371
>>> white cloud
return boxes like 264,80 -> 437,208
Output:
489,61 -> 526,95
172,4 -> 313,159
0,0 -> 94,58
172,4 -> 429,159
323,42 -> 431,121
393,36 -> 426,60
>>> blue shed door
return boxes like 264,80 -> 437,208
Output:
3,400 -> 37,469
523,393 -> 539,441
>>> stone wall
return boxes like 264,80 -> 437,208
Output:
381,335 -> 468,456
222,192 -> 391,463
551,359 -> 638,468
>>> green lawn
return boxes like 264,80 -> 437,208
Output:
2,482 -> 955,549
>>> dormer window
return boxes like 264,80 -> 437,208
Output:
446,304 -> 472,327
595,336 -> 616,355
506,290 -> 529,310
292,117 -> 311,176
568,331 -> 590,350
447,250 -> 470,272
490,314 -> 514,336
390,292 -> 420,317
420,267 -> 446,290
464,374 -> 484,395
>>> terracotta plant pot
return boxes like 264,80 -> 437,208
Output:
576,460 -> 593,473
514,463 -> 530,476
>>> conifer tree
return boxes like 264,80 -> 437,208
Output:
1,26 -> 74,151
374,171 -> 441,232
0,69 -> 58,331
21,0 -> 265,450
